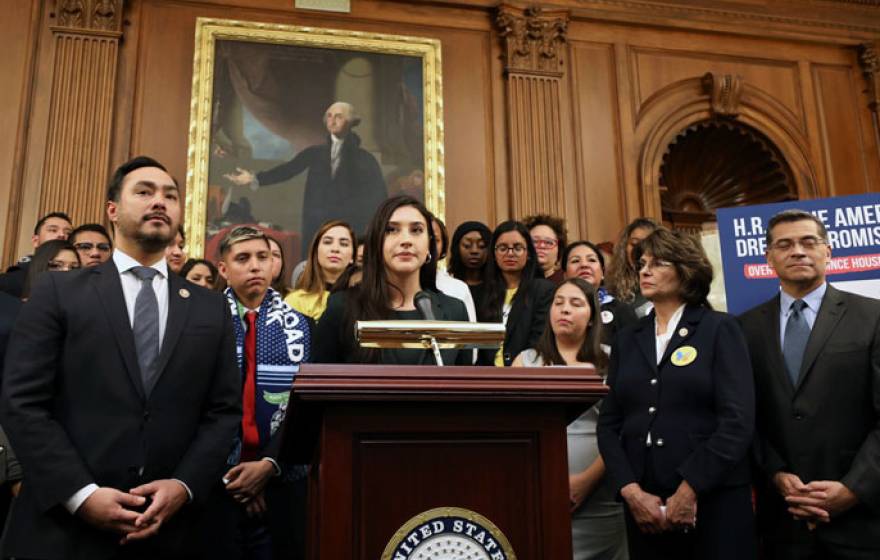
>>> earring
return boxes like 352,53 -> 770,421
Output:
426,253 -> 432,263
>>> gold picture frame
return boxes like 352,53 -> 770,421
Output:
185,17 -> 444,263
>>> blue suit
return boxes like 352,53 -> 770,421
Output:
597,304 -> 757,559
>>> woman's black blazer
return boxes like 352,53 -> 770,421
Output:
597,305 -> 755,497
312,288 -> 470,365
475,279 -> 555,367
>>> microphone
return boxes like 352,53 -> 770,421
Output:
413,291 -> 443,366
414,291 -> 436,321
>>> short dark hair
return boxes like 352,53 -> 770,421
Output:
218,225 -> 269,257
523,214 -> 568,260
106,156 -> 175,202
634,226 -> 713,308
34,212 -> 72,236
766,209 -> 828,247
562,240 -> 606,273
70,223 -> 111,246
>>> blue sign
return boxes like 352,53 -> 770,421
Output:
717,193 -> 880,315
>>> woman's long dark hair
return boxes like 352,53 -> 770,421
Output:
343,195 -> 438,362
533,278 -> 609,375
22,240 -> 80,299
606,217 -> 659,303
478,220 -> 539,323
447,221 -> 491,281
180,258 -> 219,290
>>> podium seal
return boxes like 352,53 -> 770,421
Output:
381,507 -> 517,560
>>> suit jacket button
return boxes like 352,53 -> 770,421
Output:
656,438 -> 665,447
650,378 -> 658,386
648,406 -> 657,415
794,412 -> 804,420
143,411 -> 151,422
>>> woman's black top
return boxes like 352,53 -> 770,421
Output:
475,278 -> 555,367
312,288 -> 471,365
599,298 -> 638,347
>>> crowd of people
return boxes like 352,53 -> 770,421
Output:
0,155 -> 877,560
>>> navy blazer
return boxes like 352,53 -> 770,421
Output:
597,305 -> 755,497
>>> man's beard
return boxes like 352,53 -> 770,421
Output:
119,219 -> 174,253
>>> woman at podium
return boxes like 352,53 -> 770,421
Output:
597,227 -> 756,560
312,195 -> 470,365
512,278 -> 628,560
475,220 -> 554,366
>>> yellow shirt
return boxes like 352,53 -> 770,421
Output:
495,288 -> 518,367
285,289 -> 329,321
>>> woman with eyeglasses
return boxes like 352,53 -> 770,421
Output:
512,278 -> 628,560
21,240 -> 81,301
286,220 -> 357,321
524,214 -> 568,284
312,196 -> 470,365
564,240 -> 637,346
475,220 -> 554,367
597,227 -> 756,560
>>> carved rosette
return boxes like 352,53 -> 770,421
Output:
496,5 -> 569,76
858,42 -> 880,113
701,72 -> 744,118
54,0 -> 122,33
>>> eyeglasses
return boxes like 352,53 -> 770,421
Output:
531,237 -> 558,249
495,244 -> 526,255
638,258 -> 673,271
74,242 -> 112,252
769,236 -> 826,252
48,260 -> 79,271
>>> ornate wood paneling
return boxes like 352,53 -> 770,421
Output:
496,5 -> 570,220
38,0 -> 124,227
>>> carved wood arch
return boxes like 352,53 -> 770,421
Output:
636,73 -> 820,222
659,120 -> 797,232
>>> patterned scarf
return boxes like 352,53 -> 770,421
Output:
225,287 -> 310,463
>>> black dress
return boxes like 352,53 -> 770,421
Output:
312,288 -> 471,365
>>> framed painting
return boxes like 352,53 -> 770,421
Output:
185,17 -> 444,270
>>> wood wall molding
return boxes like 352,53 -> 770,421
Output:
496,5 -> 568,76
858,42 -> 880,112
636,75 -> 820,218
701,72 -> 743,118
37,0 -> 123,227
54,0 -> 123,32
495,4 -> 571,219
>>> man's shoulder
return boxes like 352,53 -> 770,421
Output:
829,286 -> 880,317
738,294 -> 778,323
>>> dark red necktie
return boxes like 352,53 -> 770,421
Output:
241,310 -> 260,460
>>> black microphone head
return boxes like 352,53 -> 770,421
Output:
413,290 -> 435,320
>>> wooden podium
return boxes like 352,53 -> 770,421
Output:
282,364 -> 607,559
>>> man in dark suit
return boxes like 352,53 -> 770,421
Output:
0,212 -> 73,298
0,156 -> 242,559
225,101 -> 387,255
739,209 -> 880,559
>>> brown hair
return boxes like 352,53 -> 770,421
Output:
523,214 -> 568,264
533,278 -> 609,374
606,217 -> 660,303
295,220 -> 357,294
633,226 -> 713,308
